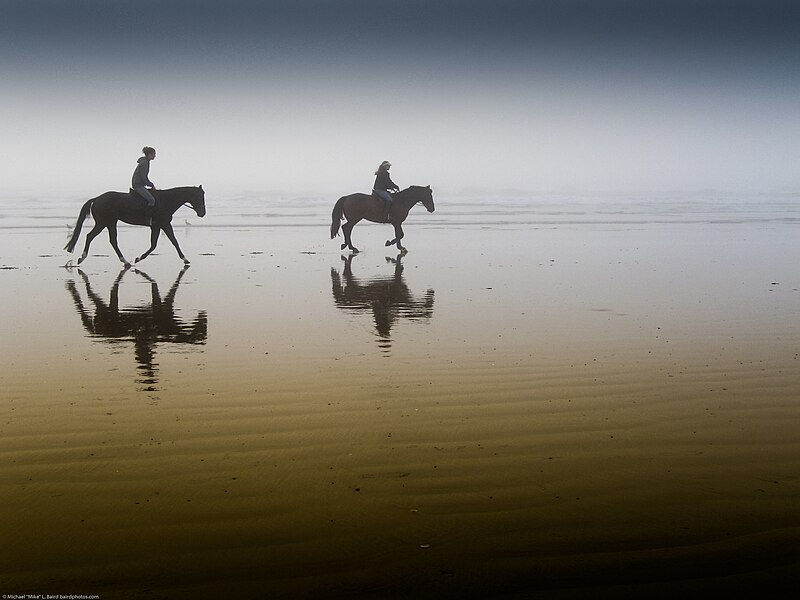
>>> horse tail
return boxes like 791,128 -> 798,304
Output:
330,196 -> 346,239
64,198 -> 94,252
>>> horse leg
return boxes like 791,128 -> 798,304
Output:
107,223 -> 130,267
342,219 -> 360,252
341,221 -> 352,251
161,223 -> 190,264
385,223 -> 405,251
135,225 -> 161,264
77,222 -> 105,265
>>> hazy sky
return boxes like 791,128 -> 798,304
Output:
2,0 -> 799,195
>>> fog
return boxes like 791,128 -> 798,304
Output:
2,0 -> 799,196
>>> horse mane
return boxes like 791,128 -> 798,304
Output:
397,184 -> 429,194
156,185 -> 201,194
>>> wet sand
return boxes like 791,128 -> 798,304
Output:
1,192 -> 800,598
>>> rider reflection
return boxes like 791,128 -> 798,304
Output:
65,265 -> 207,391
330,253 -> 434,353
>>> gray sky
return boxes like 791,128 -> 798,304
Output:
2,0 -> 799,195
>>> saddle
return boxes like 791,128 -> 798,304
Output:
372,190 -> 394,201
130,188 -> 158,205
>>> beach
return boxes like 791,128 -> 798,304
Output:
1,190 -> 799,598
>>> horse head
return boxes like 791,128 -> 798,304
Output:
191,185 -> 207,218
418,185 -> 435,213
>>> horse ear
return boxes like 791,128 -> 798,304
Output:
427,185 -> 431,190
199,185 -> 203,191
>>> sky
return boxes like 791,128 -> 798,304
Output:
1,0 -> 799,196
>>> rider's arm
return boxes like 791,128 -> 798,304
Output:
144,165 -> 155,189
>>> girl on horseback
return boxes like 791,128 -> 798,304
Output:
132,146 -> 157,224
373,160 -> 399,221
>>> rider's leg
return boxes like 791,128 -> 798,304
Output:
375,189 -> 393,221
136,187 -> 157,225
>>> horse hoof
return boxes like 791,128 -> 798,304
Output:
400,248 -> 408,255
183,258 -> 190,265
341,243 -> 347,250
134,257 -> 142,264
385,240 -> 392,247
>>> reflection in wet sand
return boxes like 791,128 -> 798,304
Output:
331,253 -> 434,352
65,265 -> 207,390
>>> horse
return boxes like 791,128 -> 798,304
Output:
64,186 -> 206,266
330,185 -> 435,253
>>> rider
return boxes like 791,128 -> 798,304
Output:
132,146 -> 157,225
373,160 -> 399,222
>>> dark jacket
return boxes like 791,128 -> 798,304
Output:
373,169 -> 398,192
132,157 -> 154,189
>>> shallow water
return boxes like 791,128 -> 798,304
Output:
1,191 -> 800,598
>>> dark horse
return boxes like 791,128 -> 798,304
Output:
64,186 -> 206,266
330,185 -> 434,253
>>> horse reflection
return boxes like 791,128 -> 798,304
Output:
66,265 -> 207,390
331,253 -> 434,352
